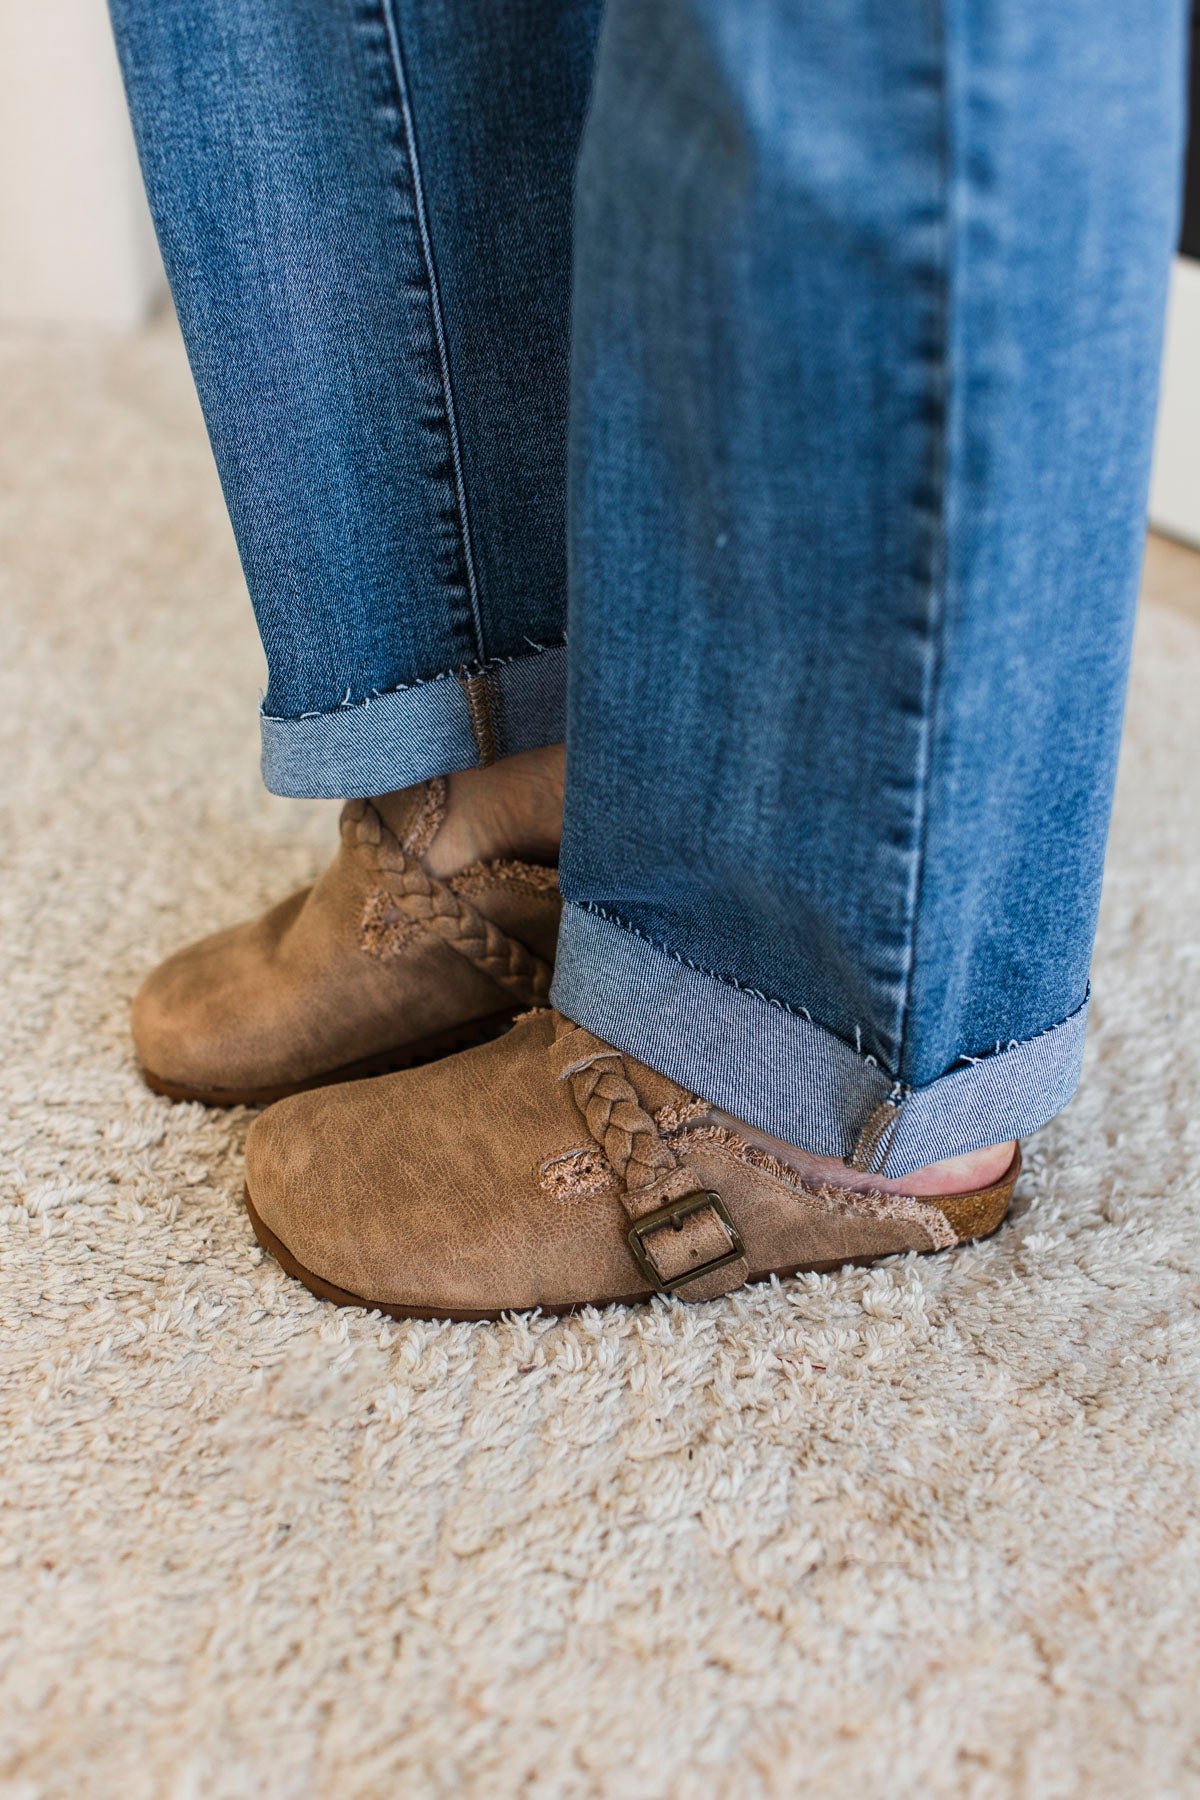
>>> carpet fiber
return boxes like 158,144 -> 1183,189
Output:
2,321 -> 1199,1799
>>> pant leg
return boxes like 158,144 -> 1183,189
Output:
552,0 -> 1188,1175
109,0 -> 600,798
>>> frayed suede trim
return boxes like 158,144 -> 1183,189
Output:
663,1121 -> 957,1252
538,1105 -> 955,1248
450,860 -> 560,899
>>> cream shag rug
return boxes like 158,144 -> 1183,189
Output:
2,320 -> 1199,1800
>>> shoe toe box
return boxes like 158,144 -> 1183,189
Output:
242,1014 -> 638,1316
131,934 -> 235,1091
132,893 -> 313,1094
243,1078 -> 435,1306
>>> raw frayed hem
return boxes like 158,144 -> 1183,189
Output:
258,642 -> 566,799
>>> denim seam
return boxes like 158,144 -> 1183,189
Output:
376,0 -> 486,668
258,638 -> 564,725
894,0 -> 959,1084
459,666 -> 503,764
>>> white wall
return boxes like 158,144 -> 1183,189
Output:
1150,257 -> 1200,549
0,0 -> 164,327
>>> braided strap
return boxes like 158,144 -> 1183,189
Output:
349,796 -> 552,1007
550,1019 -> 749,1301
369,859 -> 552,1004
568,1056 -> 677,1193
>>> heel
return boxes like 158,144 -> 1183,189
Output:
927,1144 -> 1022,1245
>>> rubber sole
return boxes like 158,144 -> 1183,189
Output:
244,1185 -> 1011,1324
140,1008 -> 519,1108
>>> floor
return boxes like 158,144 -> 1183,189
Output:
2,320 -> 1199,1799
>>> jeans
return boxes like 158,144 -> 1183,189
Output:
109,0 -> 1187,1176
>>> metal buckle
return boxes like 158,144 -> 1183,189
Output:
627,1190 -> 745,1295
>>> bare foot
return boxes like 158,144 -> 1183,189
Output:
377,743 -> 565,877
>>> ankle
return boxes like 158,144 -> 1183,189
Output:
711,1110 -> 1016,1198
378,743 -> 565,878
885,1139 -> 1016,1196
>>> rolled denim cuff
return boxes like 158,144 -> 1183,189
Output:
259,643 -> 566,799
550,901 -> 1089,1179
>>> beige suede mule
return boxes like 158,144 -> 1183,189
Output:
243,1006 -> 1020,1321
132,780 -> 560,1106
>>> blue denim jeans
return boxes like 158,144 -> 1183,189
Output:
110,0 -> 1187,1175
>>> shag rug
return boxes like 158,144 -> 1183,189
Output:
2,318 -> 1199,1800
